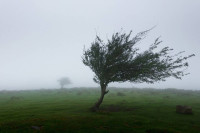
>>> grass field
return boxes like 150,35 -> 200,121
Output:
0,87 -> 200,133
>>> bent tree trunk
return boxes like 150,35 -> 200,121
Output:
91,85 -> 109,111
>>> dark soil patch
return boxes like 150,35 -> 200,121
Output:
99,104 -> 140,112
163,95 -> 170,99
116,92 -> 126,96
76,92 -> 82,95
10,96 -> 24,101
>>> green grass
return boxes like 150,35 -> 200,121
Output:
0,87 -> 200,133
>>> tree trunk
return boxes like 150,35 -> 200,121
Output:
90,85 -> 109,112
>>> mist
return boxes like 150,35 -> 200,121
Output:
0,0 -> 199,90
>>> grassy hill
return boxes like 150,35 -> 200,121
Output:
0,88 -> 200,133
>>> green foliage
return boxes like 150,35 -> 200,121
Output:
82,30 -> 195,86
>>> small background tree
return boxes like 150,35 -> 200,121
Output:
58,77 -> 71,89
82,29 -> 195,111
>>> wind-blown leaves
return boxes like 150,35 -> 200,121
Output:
82,30 -> 195,87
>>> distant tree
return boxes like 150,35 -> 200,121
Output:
82,29 -> 195,111
58,77 -> 71,89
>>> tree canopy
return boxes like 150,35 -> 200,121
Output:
58,77 -> 71,89
82,29 -> 195,111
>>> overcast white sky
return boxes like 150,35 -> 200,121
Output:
0,0 -> 199,90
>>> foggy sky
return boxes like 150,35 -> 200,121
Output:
0,0 -> 199,90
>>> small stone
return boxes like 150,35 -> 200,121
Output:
31,125 -> 43,130
176,105 -> 193,114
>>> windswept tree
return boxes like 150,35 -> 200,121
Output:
82,29 -> 195,111
58,77 -> 71,89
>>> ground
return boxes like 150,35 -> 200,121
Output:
0,87 -> 200,133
